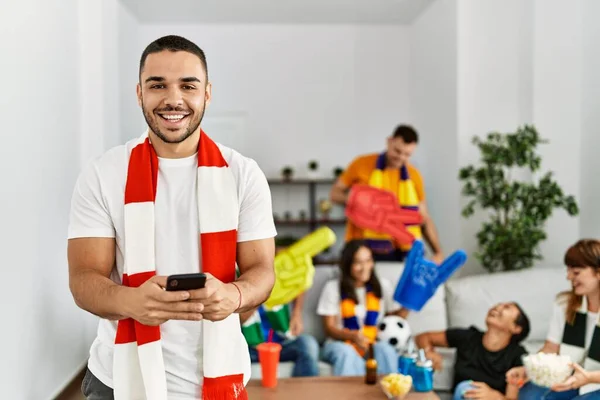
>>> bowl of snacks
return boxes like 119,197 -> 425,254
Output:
380,373 -> 413,399
522,353 -> 573,388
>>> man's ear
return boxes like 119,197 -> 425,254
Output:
205,81 -> 212,107
511,324 -> 523,336
136,83 -> 142,107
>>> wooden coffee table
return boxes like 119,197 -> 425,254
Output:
246,376 -> 441,400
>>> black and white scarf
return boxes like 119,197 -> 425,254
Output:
560,297 -> 600,394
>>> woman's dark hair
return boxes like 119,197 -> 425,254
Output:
512,302 -> 531,344
558,239 -> 600,324
339,240 -> 382,303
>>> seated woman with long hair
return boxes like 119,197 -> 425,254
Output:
316,239 -> 407,376
506,239 -> 600,399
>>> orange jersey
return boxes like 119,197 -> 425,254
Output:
339,153 -> 425,243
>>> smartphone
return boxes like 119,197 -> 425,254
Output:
166,273 -> 207,291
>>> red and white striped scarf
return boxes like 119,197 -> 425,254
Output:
113,130 -> 249,400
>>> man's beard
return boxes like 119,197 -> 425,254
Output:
142,101 -> 205,144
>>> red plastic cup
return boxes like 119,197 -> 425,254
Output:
256,342 -> 282,388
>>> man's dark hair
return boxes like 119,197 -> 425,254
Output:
512,303 -> 531,343
392,124 -> 419,144
139,35 -> 208,81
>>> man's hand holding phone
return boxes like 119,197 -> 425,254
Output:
121,276 -> 204,326
188,273 -> 241,322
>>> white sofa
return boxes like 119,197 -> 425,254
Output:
249,262 -> 571,391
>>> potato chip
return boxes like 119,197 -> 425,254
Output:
380,373 -> 413,399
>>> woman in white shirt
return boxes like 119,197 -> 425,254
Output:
506,239 -> 600,400
316,239 -> 407,376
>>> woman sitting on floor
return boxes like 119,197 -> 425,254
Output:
316,239 -> 407,376
506,239 -> 600,400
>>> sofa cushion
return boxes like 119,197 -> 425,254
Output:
445,267 -> 571,343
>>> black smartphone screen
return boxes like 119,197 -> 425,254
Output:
166,273 -> 207,291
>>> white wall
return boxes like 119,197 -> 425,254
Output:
0,0 -> 133,397
456,0 -> 536,274
0,0 -> 88,398
532,0 -> 582,264
452,0 -> 588,274
579,0 -> 600,239
409,0 -> 460,263
118,2 -> 142,142
408,0 -> 590,275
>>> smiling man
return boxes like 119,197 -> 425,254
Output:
67,35 -> 276,400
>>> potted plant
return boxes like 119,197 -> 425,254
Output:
299,210 -> 307,220
333,166 -> 344,178
459,125 -> 579,273
281,166 -> 294,181
307,160 -> 319,179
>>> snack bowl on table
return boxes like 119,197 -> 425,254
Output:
522,353 -> 573,388
380,373 -> 413,399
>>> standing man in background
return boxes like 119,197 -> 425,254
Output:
330,125 -> 443,264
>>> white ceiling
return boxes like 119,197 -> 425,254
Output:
119,0 -> 436,24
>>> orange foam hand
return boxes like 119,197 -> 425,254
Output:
264,227 -> 337,308
345,184 -> 423,245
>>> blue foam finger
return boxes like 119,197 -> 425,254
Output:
393,241 -> 467,311
435,250 -> 467,287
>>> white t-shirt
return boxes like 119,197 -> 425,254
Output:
546,300 -> 599,355
316,278 -> 402,330
68,136 -> 277,399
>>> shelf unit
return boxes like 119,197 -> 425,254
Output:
268,177 -> 345,265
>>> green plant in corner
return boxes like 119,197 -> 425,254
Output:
458,125 -> 579,273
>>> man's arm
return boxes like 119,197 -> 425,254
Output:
330,178 -> 350,206
415,330 -> 449,350
418,201 -> 443,260
239,307 -> 259,324
330,157 -> 361,206
68,238 -> 197,324
68,237 -> 127,320
415,330 -> 449,370
232,237 -> 276,313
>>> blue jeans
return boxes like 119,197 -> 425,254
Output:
249,334 -> 320,377
517,382 -> 600,400
321,339 -> 397,376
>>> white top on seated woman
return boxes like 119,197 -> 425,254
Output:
507,239 -> 600,399
316,239 -> 408,376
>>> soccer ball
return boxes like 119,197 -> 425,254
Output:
377,315 -> 411,353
